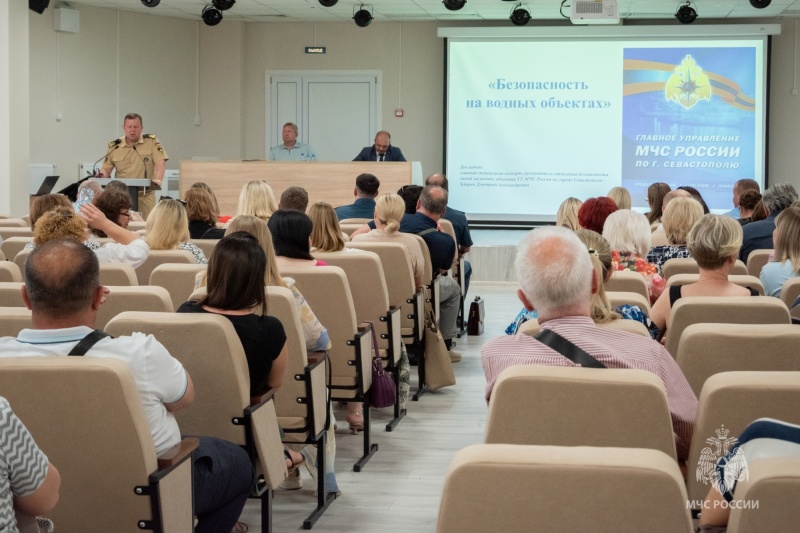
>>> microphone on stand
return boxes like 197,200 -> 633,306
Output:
89,139 -> 122,177
132,144 -> 148,182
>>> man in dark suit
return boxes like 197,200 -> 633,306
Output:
353,131 -> 406,162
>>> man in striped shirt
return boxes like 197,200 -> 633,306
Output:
482,226 -> 697,459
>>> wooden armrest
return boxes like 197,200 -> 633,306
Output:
157,437 -> 199,470
307,351 -> 326,365
249,388 -> 276,408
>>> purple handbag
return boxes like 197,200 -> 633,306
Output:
368,322 -> 396,408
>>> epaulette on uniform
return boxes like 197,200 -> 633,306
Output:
107,138 -> 122,148
143,133 -> 156,139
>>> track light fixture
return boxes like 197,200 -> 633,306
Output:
675,2 -> 697,23
353,5 -> 373,27
212,0 -> 235,10
509,3 -> 531,25
319,0 -> 338,6
202,5 -> 223,26
141,0 -> 160,7
443,0 -> 467,11
749,0 -> 771,8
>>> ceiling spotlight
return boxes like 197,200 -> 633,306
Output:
212,0 -> 235,10
202,5 -> 223,26
141,0 -> 160,6
353,5 -> 373,27
749,0 -> 771,7
319,0 -> 338,6
443,0 -> 467,11
675,2 -> 697,23
509,4 -> 531,25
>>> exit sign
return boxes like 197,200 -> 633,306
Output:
305,47 -> 327,54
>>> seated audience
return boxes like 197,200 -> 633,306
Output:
698,418 -> 800,530
555,197 -> 582,231
397,185 -> 423,216
190,182 -> 221,216
268,210 -> 327,268
308,202 -> 355,253
335,173 -> 380,221
650,189 -> 692,247
737,189 -> 762,226
91,188 -> 134,237
481,226 -> 696,459
0,396 -> 60,532
0,240 -> 253,533
29,194 -> 72,228
237,180 -> 278,222
351,192 -> 425,288
577,196 -> 618,234
73,180 -> 103,213
724,178 -> 760,219
279,186 -> 309,212
650,214 -> 758,335
144,198 -> 207,264
607,186 -> 631,210
184,188 -> 225,240
647,196 -> 704,272
677,185 -> 710,214
603,209 -> 665,303
425,174 -> 473,296
646,182 -> 671,228
740,183 -> 798,263
101,181 -> 145,221
760,206 -> 800,297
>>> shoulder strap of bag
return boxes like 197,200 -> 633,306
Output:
416,227 -> 437,237
68,330 -> 112,356
535,328 -> 606,369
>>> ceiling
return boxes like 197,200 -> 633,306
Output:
58,0 -> 800,23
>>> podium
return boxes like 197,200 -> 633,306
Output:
91,178 -> 154,211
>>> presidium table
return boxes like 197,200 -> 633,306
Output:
178,161 -> 413,216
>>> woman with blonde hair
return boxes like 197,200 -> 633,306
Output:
237,180 -> 278,222
607,187 -> 632,210
760,206 -> 800,297
555,197 -> 582,231
647,196 -> 704,271
351,193 -> 425,288
144,198 -> 207,264
308,202 -> 349,253
650,214 -> 758,334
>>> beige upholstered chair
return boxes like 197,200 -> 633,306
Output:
339,223 -> 364,237
127,221 -> 147,231
189,239 -> 218,259
0,307 -> 32,337
436,444 -> 692,533
0,282 -> 25,307
746,248 -> 773,277
663,257 -> 748,279
338,218 -> 371,224
13,249 -> 30,272
676,323 -> 800,396
606,290 -> 650,312
779,277 -> 800,308
686,371 -> 800,507
0,261 -> 22,282
96,286 -> 173,330
0,357 -> 197,532
606,270 -> 649,302
0,249 -> 5,261
99,262 -> 138,286
663,296 -> 790,357
485,366 -> 677,459
728,457 -> 800,532
0,227 -> 33,240
149,263 -> 207,311
134,249 -> 194,285
517,317 -> 651,338
0,237 -> 32,262
0,218 -> 29,227
666,273 -> 765,295
105,311 -> 288,531
280,266 -> 375,470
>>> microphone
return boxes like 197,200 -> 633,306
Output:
89,139 -> 122,176
132,144 -> 148,181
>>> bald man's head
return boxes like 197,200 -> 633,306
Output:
25,239 -> 99,317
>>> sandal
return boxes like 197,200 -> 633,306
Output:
346,410 -> 364,434
231,521 -> 249,533
284,448 -> 304,472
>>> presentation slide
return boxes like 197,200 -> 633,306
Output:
445,36 -> 767,222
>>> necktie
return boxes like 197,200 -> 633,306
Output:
379,153 -> 385,162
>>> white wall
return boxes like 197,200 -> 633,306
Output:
26,6 -> 800,198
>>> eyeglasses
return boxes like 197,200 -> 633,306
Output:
159,196 -> 187,206
119,211 -> 133,218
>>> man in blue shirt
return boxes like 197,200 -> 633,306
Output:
740,183 -> 797,263
335,173 -> 380,220
723,179 -> 760,219
269,122 -> 316,161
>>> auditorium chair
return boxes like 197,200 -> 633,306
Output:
134,249 -> 194,285
516,316 -> 651,338
127,221 -> 147,231
779,277 -> 800,309
606,290 -> 651,312
189,239 -> 218,259
96,286 -> 173,329
339,223 -> 363,238
686,371 -> 800,509
0,239 -> 30,265
280,266 -> 376,471
666,273 -> 765,295
0,227 -> 33,240
436,444 -> 692,533
606,270 -> 650,302
99,262 -> 138,286
338,218 -> 371,225
0,261 -> 22,282
663,296 -> 790,357
106,312 -> 288,533
662,257 -> 748,279
676,323 -> 800,396
485,366 -> 677,459
149,263 -> 207,311
437,219 -> 467,336
13,250 -> 30,272
0,357 -> 197,532
0,307 -> 32,337
0,282 -> 25,307
746,248 -> 772,277
0,218 -> 29,227
728,457 -> 800,532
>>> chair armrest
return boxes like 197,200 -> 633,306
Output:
306,351 -> 327,367
155,437 -> 199,474
355,323 -> 373,393
380,306 -> 403,365
249,388 -> 276,409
